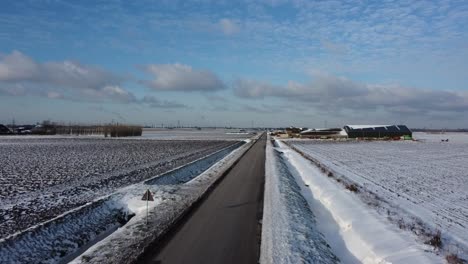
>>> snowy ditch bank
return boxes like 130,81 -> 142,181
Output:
285,139 -> 468,262
0,138 -> 234,239
0,140 -> 247,264
265,139 -> 443,264
261,138 -> 340,263
69,137 -> 257,264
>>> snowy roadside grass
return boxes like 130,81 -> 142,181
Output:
261,137 -> 340,264
286,139 -> 468,261
276,140 -> 444,264
70,137 -> 258,264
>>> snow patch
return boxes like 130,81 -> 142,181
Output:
274,140 -> 444,263
287,139 -> 468,260
70,138 -> 256,264
0,139 -> 245,264
261,138 -> 339,263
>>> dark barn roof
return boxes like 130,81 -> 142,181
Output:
0,124 -> 13,135
344,125 -> 412,138
300,128 -> 344,136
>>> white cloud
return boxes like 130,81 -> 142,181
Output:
0,51 -> 38,81
233,79 -> 280,98
0,51 -> 121,89
46,91 -> 64,99
0,51 -> 134,103
219,18 -> 240,35
141,95 -> 188,108
140,63 -> 225,92
233,73 -> 468,114
100,85 -> 136,103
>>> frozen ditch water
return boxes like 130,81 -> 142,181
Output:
145,141 -> 243,186
0,197 -> 133,264
0,141 -> 244,264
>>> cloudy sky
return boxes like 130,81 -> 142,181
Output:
1,0 -> 468,128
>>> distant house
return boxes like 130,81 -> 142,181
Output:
0,124 -> 13,135
15,125 -> 34,134
285,126 -> 306,137
300,128 -> 347,139
31,122 -> 57,135
343,125 -> 412,138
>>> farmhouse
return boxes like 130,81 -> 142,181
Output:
285,126 -> 303,136
343,125 -> 412,138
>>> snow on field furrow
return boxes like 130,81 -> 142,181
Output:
293,142 -> 468,210
413,132 -> 468,143
1,141 -> 245,264
276,139 -> 442,264
0,138 -> 230,196
288,139 -> 468,257
141,128 -> 253,141
0,138 -> 236,239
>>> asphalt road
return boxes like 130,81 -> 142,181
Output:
141,134 -> 266,264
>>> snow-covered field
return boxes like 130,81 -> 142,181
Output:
286,134 -> 468,261
0,137 -> 236,240
269,139 -> 442,263
413,131 -> 468,143
1,139 -> 246,264
142,128 -> 255,140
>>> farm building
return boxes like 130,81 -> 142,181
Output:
285,127 -> 306,137
300,128 -> 348,139
0,124 -> 13,135
343,125 -> 412,138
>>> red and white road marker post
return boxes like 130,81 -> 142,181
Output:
141,189 -> 154,225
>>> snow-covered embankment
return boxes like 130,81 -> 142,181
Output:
261,138 -> 339,263
0,140 -> 249,264
263,138 -> 443,264
70,138 -> 257,264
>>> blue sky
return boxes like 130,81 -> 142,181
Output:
1,0 -> 468,128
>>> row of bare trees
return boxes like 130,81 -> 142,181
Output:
53,123 -> 142,137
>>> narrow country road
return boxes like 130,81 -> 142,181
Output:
140,133 -> 266,264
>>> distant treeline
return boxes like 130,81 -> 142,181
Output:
56,124 -> 142,137
104,125 -> 142,137
3,121 -> 142,137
